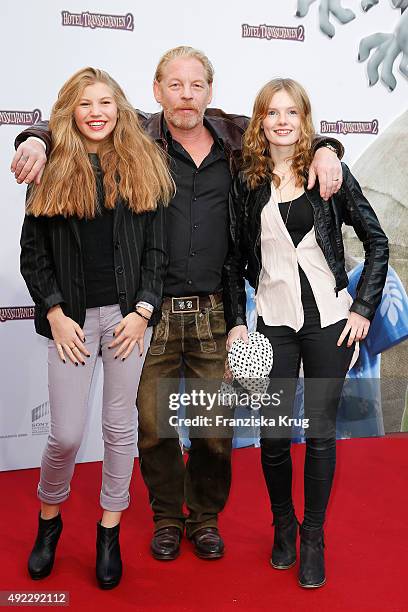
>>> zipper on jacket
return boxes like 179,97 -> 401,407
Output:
304,190 -> 340,298
253,184 -> 271,291
254,221 -> 262,291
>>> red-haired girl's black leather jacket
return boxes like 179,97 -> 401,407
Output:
223,163 -> 389,332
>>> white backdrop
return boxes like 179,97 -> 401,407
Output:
1,0 -> 407,470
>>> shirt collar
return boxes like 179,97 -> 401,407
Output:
162,115 -> 224,151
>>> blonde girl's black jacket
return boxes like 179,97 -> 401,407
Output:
223,162 -> 389,332
20,200 -> 167,339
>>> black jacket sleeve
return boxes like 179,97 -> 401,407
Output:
222,173 -> 250,332
135,204 -> 168,316
20,214 -> 65,312
339,162 -> 389,320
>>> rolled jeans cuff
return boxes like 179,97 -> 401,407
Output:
100,491 -> 131,512
37,483 -> 70,505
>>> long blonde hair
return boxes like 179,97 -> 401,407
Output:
242,78 -> 315,190
27,67 -> 174,218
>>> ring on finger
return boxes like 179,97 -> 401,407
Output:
21,155 -> 29,162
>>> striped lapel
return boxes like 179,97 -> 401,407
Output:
68,217 -> 81,250
113,199 -> 125,241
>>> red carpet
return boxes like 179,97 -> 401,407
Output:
1,437 -> 407,611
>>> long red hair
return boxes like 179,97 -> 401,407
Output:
242,78 -> 315,190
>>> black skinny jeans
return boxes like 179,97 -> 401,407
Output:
257,277 -> 354,530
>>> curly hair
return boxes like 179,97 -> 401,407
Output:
242,78 -> 315,190
27,67 -> 174,218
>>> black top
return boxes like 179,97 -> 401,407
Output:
163,119 -> 231,297
77,155 -> 118,308
278,192 -> 316,305
278,192 -> 314,246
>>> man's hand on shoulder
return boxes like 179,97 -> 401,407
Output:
11,138 -> 47,185
307,145 -> 343,200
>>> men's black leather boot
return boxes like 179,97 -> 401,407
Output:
299,525 -> 326,588
271,511 -> 298,569
96,522 -> 122,590
28,512 -> 63,579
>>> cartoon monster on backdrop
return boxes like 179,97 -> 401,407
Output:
296,0 -> 408,91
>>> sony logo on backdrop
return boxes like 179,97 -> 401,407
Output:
32,402 -> 50,437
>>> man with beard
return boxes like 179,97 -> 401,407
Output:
12,46 -> 344,561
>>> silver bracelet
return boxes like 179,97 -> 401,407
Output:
323,143 -> 338,155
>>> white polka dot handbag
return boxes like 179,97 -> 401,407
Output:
227,331 -> 273,393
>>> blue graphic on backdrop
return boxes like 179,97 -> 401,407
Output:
290,264 -> 408,442
338,263 -> 408,437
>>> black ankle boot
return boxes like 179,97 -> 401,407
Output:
271,512 -> 298,569
299,525 -> 326,588
28,512 -> 63,580
96,522 -> 122,590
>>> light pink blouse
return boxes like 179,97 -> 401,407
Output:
256,184 -> 359,366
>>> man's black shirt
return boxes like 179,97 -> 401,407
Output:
163,119 -> 231,297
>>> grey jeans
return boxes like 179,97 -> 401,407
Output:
38,305 -> 143,512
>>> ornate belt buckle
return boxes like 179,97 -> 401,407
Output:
171,296 -> 199,313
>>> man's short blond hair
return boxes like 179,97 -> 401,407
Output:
154,46 -> 214,84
